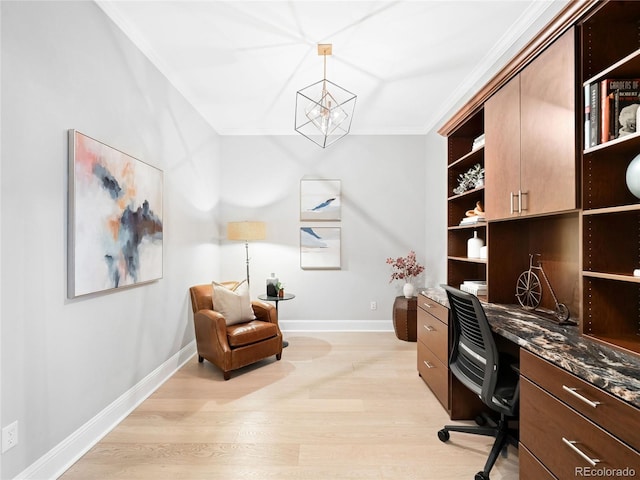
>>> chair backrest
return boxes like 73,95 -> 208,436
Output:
189,282 -> 240,314
442,285 -> 500,408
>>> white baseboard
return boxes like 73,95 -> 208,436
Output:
15,341 -> 197,480
280,319 -> 394,332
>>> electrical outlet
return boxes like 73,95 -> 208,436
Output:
370,301 -> 377,310
2,421 -> 18,453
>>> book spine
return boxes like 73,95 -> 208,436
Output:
584,84 -> 590,149
589,82 -> 599,147
600,80 -> 614,143
599,78 -> 640,139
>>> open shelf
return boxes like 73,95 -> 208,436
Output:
448,223 -> 487,231
583,271 -> 640,283
584,333 -> 640,357
448,256 -> 487,264
582,275 -> 640,356
583,47 -> 640,87
447,186 -> 484,202
583,204 -> 640,215
449,146 -> 483,170
583,210 -> 640,275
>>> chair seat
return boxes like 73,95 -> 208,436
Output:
227,320 -> 278,348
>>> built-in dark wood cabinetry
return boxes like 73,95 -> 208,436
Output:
446,109 -> 487,298
580,1 -> 640,356
441,0 -> 640,353
485,29 -> 577,220
438,1 -> 640,475
521,350 -> 639,478
416,291 -> 485,420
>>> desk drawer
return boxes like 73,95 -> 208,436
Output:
521,349 -> 640,450
418,341 -> 448,409
417,293 -> 448,324
519,444 -> 556,480
417,307 -> 448,364
521,378 -> 639,479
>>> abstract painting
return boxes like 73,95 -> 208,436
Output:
68,130 -> 163,298
300,179 -> 341,221
300,227 -> 341,269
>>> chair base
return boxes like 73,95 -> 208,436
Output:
199,352 -> 283,381
438,413 -> 518,479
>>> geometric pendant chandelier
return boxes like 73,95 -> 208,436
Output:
295,44 -> 357,148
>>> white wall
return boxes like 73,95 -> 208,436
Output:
0,1 -> 453,477
423,130 -> 447,288
218,135 -> 428,329
1,1 -> 221,478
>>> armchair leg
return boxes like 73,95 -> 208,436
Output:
223,371 -> 231,381
276,353 -> 282,360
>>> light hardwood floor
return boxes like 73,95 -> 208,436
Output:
60,332 -> 518,479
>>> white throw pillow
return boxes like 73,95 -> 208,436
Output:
211,280 -> 256,326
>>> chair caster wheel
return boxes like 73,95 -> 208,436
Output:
475,414 -> 487,426
437,429 -> 450,442
475,472 -> 489,480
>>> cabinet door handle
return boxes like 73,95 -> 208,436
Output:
562,438 -> 600,467
422,302 -> 432,308
423,361 -> 435,369
519,190 -> 528,212
562,385 -> 601,408
423,325 -> 435,331
518,190 -> 522,213
510,192 -> 516,214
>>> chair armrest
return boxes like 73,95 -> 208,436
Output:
193,309 -> 230,355
252,300 -> 278,324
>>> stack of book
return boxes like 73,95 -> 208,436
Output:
460,215 -> 486,226
460,280 -> 487,296
472,133 -> 485,151
585,78 -> 640,148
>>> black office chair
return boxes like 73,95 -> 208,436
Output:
438,286 -> 519,480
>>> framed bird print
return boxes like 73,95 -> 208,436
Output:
300,227 -> 341,269
300,179 -> 341,221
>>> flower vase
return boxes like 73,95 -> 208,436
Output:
403,283 -> 415,299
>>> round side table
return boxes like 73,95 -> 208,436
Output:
258,293 -> 295,347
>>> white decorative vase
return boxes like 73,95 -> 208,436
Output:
403,282 -> 415,298
467,230 -> 484,259
626,153 -> 640,199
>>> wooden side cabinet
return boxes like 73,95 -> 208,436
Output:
417,292 -> 486,420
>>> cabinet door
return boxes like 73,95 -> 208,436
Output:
520,28 -> 576,216
485,75 -> 521,220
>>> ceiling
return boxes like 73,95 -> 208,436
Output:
97,1 -> 569,136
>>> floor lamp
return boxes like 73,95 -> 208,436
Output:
227,221 -> 266,286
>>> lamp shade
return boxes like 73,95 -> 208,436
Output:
227,221 -> 266,241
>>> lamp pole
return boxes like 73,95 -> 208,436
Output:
244,240 -> 251,287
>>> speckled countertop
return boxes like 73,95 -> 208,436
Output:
419,287 -> 640,409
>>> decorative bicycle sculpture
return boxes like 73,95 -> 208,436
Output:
516,254 -> 571,323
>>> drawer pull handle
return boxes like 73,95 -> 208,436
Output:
423,361 -> 435,369
562,385 -> 601,408
423,302 -> 432,308
423,325 -> 435,331
562,438 -> 600,467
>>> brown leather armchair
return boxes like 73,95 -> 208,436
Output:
189,282 -> 283,380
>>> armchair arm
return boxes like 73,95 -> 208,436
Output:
193,310 -> 231,362
252,300 -> 278,325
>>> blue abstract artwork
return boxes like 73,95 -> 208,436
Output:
300,179 -> 341,221
68,130 -> 163,298
300,227 -> 341,269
